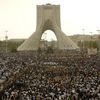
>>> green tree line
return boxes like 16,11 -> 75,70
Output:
78,40 -> 99,50
0,40 -> 24,53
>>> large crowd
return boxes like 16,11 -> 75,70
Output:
0,51 -> 99,100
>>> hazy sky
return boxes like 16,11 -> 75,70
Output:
0,0 -> 100,40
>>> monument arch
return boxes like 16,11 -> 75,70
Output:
17,4 -> 79,51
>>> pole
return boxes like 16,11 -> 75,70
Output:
89,32 -> 92,40
82,28 -> 85,35
97,30 -> 100,40
5,31 -> 8,53
82,28 -> 85,49
89,32 -> 93,48
44,33 -> 47,50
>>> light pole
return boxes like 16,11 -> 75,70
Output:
97,30 -> 100,40
89,32 -> 93,40
82,28 -> 85,35
82,28 -> 85,49
5,30 -> 8,53
89,32 -> 93,48
44,33 -> 47,50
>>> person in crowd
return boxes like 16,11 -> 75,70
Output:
0,51 -> 99,100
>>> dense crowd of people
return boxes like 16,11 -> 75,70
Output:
0,51 -> 100,100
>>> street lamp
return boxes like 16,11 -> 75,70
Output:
5,30 -> 8,53
82,28 -> 85,35
89,32 -> 93,48
97,30 -> 100,39
89,32 -> 93,40
44,33 -> 47,50
82,29 -> 85,49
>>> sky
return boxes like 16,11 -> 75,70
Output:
0,0 -> 100,40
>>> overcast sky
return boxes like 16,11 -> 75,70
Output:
0,0 -> 100,40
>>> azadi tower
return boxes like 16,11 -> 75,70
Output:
17,4 -> 79,51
